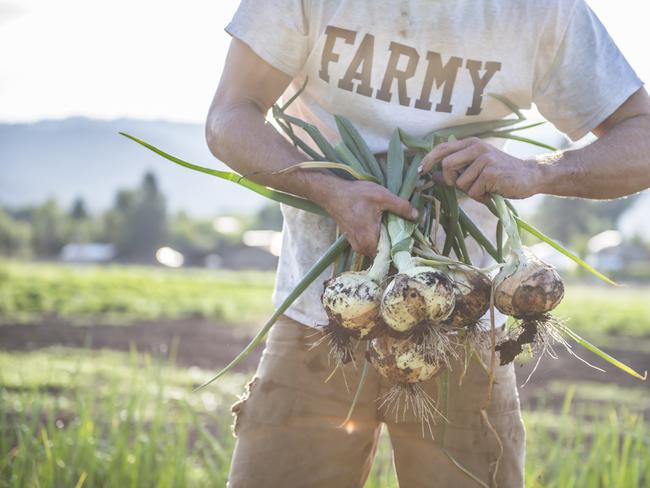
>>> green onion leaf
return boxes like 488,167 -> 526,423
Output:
561,326 -> 647,380
433,119 -> 519,140
490,121 -> 546,134
280,77 -> 309,112
273,113 -> 325,161
457,208 -> 500,262
339,358 -> 369,427
194,235 -> 350,390
273,111 -> 341,162
514,216 -> 618,286
398,129 -> 433,152
484,133 -> 557,152
120,132 -> 327,216
387,129 -> 405,195
486,93 -> 524,120
334,142 -> 368,175
399,152 -> 425,200
335,115 -> 386,184
274,161 -> 379,183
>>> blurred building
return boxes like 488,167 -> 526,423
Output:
586,230 -> 649,274
61,243 -> 116,263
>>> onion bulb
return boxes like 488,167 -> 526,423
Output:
444,265 -> 492,329
491,195 -> 566,365
366,335 -> 441,384
319,225 -> 391,364
494,246 -> 564,318
380,267 -> 455,333
379,213 -> 457,367
380,214 -> 455,334
367,335 -> 443,429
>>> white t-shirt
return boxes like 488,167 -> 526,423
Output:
226,0 -> 642,328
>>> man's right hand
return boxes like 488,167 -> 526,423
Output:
315,179 -> 418,257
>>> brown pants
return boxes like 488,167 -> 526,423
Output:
228,316 -> 525,488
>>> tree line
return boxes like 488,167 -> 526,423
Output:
0,172 -> 282,263
0,170 -> 641,263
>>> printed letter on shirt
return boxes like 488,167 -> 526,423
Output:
414,51 -> 463,113
338,33 -> 375,97
465,59 -> 502,116
318,26 -> 503,117
375,41 -> 420,107
319,26 -> 357,83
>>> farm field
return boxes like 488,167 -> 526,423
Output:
1,261 -> 649,487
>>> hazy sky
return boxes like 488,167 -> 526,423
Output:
1,0 -> 648,124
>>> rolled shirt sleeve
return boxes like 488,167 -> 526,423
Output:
533,0 -> 643,141
226,0 -> 310,77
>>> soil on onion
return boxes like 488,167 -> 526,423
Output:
1,318 -> 648,408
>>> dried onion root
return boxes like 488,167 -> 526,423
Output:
367,335 -> 444,435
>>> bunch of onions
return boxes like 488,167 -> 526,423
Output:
492,195 -> 565,364
319,225 -> 391,364
126,86 -> 648,424
380,214 -> 457,365
366,334 -> 442,432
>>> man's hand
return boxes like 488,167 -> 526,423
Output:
417,88 -> 650,201
418,137 -> 542,201
316,180 -> 418,256
207,39 -> 417,258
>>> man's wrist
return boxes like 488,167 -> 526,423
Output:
531,152 -> 572,196
299,171 -> 346,212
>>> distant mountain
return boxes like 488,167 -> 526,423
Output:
0,117 -> 267,217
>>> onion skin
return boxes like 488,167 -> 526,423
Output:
444,266 -> 491,329
367,335 -> 441,383
322,271 -> 383,339
494,248 -> 564,318
381,268 -> 455,333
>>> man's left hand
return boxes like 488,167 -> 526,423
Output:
418,137 -> 543,201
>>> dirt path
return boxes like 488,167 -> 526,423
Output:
0,319 -> 260,371
1,319 -> 648,405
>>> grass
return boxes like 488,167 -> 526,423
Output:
526,387 -> 650,488
0,348 -> 241,487
1,261 -> 649,485
2,261 -> 650,339
1,348 -> 648,488
555,284 -> 650,337
0,261 -> 275,326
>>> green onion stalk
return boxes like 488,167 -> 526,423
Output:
380,211 -> 459,365
491,194 -> 566,365
319,224 -> 392,365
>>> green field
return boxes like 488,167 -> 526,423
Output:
0,261 -> 275,326
1,261 -> 649,487
1,348 -> 648,488
2,261 -> 650,336
555,283 -> 650,336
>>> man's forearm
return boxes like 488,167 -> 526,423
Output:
536,114 -> 650,199
205,102 -> 341,207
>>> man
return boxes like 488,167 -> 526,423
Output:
206,1 -> 650,486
